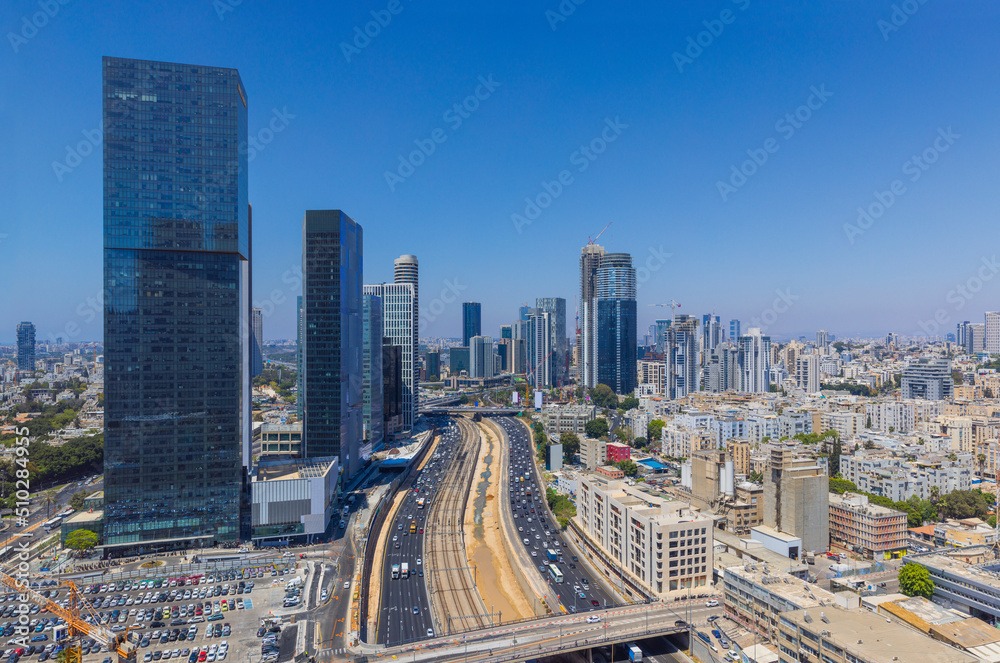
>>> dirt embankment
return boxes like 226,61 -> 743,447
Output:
463,422 -> 533,622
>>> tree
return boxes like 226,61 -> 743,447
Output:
978,454 -> 988,478
614,427 -> 629,442
590,384 -> 618,409
829,436 -> 842,478
899,564 -> 934,599
749,471 -> 764,484
615,460 -> 639,478
64,529 -> 99,554
829,477 -> 857,495
585,418 -> 609,440
42,489 -> 58,518
559,432 -> 580,463
938,489 -> 992,520
69,490 -> 89,511
647,419 -> 665,442
620,395 -> 640,411
633,437 -> 648,449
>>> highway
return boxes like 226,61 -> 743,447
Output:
376,600 -> 722,662
497,417 -> 615,613
376,419 -> 465,645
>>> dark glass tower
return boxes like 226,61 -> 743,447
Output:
462,302 -> 481,347
595,253 -> 637,395
102,57 -> 250,551
16,322 -> 35,372
302,210 -> 363,479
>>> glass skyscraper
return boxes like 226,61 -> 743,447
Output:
462,302 -> 482,347
302,210 -> 363,479
16,322 -> 35,373
102,57 -> 250,551
595,253 -> 637,395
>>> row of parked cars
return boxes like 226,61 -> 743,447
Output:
143,641 -> 229,663
259,625 -> 282,663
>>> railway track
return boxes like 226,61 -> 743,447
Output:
425,416 -> 490,634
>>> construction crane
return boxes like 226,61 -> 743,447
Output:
649,300 -> 682,313
0,565 -> 138,663
587,222 -> 612,245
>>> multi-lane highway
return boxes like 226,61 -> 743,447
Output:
376,419 -> 469,645
497,417 -> 615,613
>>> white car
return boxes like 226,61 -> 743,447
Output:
416,558 -> 422,565
344,581 -> 350,589
706,599 -> 719,607
586,615 -> 601,623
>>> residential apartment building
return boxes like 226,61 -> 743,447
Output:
580,436 -> 607,470
576,476 -> 714,597
901,356 -> 954,400
539,404 -> 597,435
763,448 -> 829,553
828,493 -> 907,560
865,401 -> 916,433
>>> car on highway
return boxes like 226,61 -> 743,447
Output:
426,629 -> 433,637
591,600 -> 599,607
586,615 -> 600,623
412,606 -> 419,614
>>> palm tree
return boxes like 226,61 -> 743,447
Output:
42,489 -> 58,519
978,453 -> 988,480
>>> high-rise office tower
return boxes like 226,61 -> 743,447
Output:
667,314 -> 699,399
500,325 -> 512,340
296,296 -> 304,419
579,244 -> 606,388
526,308 -> 553,387
103,56 -> 249,551
536,297 -> 567,386
469,335 -> 495,378
796,353 -> 820,393
970,323 -> 986,354
362,294 -> 384,455
956,322 -> 970,350
518,306 -> 532,322
250,308 -> 263,378
701,314 -> 721,355
382,338 -> 403,436
425,350 -> 441,380
16,322 -> 35,372
462,302 -> 482,346
654,319 -> 671,355
738,328 -> 771,393
595,253 -> 637,395
302,210 -> 363,479
364,282 -> 416,429
393,255 -> 419,419
986,313 -> 1000,353
729,319 -> 741,343
816,329 -> 829,348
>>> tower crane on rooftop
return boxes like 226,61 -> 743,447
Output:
587,222 -> 612,245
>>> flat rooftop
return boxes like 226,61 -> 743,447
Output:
912,548 -> 1000,588
784,607 -> 978,663
256,456 -> 336,481
724,564 -> 837,608
65,510 -> 103,524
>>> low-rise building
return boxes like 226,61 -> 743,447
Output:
539,403 -> 597,435
605,441 -> 631,463
575,475 -> 713,599
580,436 -> 606,470
828,493 -> 908,560
905,548 -> 1000,622
595,465 -> 624,479
250,456 -> 339,545
933,518 -> 1000,548
60,510 -> 103,547
776,606 -> 977,663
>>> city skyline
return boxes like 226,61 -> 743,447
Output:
4,3 -> 1000,343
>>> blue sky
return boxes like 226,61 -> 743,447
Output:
2,0 -> 1000,344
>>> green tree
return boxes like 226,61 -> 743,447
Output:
938,489 -> 992,520
633,436 -> 648,449
978,454 -> 988,478
42,489 -> 58,518
590,384 -> 618,409
585,418 -> 609,439
620,395 -> 640,411
559,432 -> 581,463
899,564 -> 934,598
749,471 -> 764,484
64,529 -> 99,554
614,427 -> 629,442
829,436 -> 842,478
647,419 -> 665,442
615,460 -> 639,478
69,490 -> 89,511
829,477 -> 857,494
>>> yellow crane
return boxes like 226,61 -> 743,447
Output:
0,565 -> 138,663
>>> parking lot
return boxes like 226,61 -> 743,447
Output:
1,561 -> 308,663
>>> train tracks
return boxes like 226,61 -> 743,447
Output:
425,417 -> 490,634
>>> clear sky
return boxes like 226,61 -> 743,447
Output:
2,0 -> 1000,345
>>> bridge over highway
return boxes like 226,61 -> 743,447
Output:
421,406 -> 523,415
355,600 -> 716,662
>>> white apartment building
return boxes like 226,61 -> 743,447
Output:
986,312 -> 1000,354
865,401 -> 916,433
819,411 -> 866,440
576,475 -> 714,597
539,403 -> 597,435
